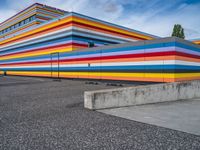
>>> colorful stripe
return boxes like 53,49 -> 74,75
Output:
0,3 -> 68,40
193,40 -> 200,45
1,36 -> 200,82
3,4 -> 200,82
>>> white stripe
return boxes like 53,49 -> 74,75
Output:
0,27 -> 73,49
2,60 -> 200,69
92,60 -> 175,66
0,23 -> 136,50
175,60 -> 200,66
73,26 -> 136,42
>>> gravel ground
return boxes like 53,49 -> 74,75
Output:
0,76 -> 200,150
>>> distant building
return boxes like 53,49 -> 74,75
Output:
191,38 -> 200,45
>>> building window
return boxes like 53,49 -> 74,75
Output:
32,15 -> 36,20
25,18 -> 29,23
88,41 -> 95,48
0,15 -> 37,35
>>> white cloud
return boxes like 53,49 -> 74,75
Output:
108,1 -> 200,39
0,0 -> 199,39
0,9 -> 17,24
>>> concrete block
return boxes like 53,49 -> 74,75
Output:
84,80 -> 200,110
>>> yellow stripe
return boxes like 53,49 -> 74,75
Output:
0,16 -> 72,45
5,71 -> 175,78
0,5 -> 64,31
0,14 -> 153,45
7,71 -> 200,78
193,41 -> 200,44
6,71 -> 200,81
0,9 -> 64,37
72,17 -> 153,40
37,11 -> 62,19
38,6 -> 65,15
0,47 -> 73,61
0,6 -> 37,30
175,73 -> 200,78
0,22 -> 38,38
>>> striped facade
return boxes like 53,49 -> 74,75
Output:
0,3 -> 67,40
0,12 -> 156,63
1,4 -> 200,83
1,36 -> 200,82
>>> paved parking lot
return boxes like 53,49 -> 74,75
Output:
0,76 -> 200,149
99,99 -> 200,136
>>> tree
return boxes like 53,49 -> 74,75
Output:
172,24 -> 185,39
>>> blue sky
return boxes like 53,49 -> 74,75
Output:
0,0 -> 200,39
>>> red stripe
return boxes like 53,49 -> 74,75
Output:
2,51 -> 199,67
0,42 -> 87,57
73,21 -> 146,40
60,51 -> 178,62
0,22 -> 72,46
36,16 -> 51,21
1,50 -> 177,66
1,18 -> 149,47
0,3 -> 41,26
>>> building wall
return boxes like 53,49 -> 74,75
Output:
0,3 -> 67,40
1,36 -> 200,82
0,11 -> 166,82
0,12 -> 156,58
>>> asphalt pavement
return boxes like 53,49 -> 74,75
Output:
0,76 -> 200,150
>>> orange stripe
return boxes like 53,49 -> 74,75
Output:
0,14 -> 153,46
0,5 -> 64,30
38,6 -> 65,15
73,16 -> 152,40
5,71 -> 183,83
1,55 -> 176,67
175,76 -> 200,82
73,23 -> 136,41
175,56 -> 200,63
0,16 -> 73,46
0,22 -> 39,38
7,72 -> 50,77
1,45 -> 72,60
0,21 -> 72,47
0,6 -> 37,28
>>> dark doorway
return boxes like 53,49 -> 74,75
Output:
50,52 -> 60,79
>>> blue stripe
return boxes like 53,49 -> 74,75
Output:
2,65 -> 200,71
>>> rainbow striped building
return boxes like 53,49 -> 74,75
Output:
0,3 -> 200,82
0,3 -> 67,40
